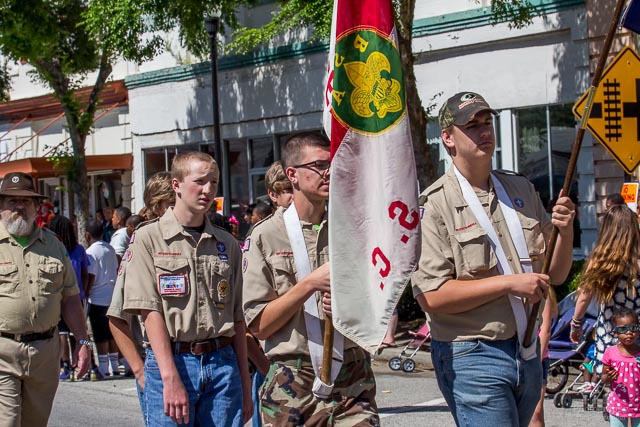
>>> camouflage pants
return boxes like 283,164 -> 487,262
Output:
260,348 -> 379,427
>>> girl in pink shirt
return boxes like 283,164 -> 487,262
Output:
602,308 -> 640,427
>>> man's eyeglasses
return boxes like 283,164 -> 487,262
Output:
613,324 -> 640,334
292,160 -> 331,171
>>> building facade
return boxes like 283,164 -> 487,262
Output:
1,0 -> 636,253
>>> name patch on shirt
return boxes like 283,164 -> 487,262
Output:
158,274 -> 188,296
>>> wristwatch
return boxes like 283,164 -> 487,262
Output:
78,339 -> 93,349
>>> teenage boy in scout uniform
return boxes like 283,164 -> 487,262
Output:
123,152 -> 251,426
243,132 -> 379,427
0,172 -> 91,427
412,92 -> 575,427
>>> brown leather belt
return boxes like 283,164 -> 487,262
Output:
173,336 -> 233,356
0,327 -> 56,343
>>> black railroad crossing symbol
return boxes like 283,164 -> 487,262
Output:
590,78 -> 640,142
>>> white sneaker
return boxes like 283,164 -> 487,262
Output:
577,383 -> 594,392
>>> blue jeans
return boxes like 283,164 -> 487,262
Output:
135,377 -> 146,426
610,415 -> 640,427
251,370 -> 265,427
431,337 -> 541,427
144,346 -> 243,427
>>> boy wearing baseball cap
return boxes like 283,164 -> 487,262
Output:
412,92 -> 575,426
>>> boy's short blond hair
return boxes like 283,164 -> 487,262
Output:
171,151 -> 218,182
265,161 -> 292,194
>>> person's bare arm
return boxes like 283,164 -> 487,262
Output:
570,289 -> 593,343
538,293 -> 554,356
142,310 -> 189,425
547,193 -> 575,285
85,273 -> 95,300
61,294 -> 91,378
109,317 -> 145,388
249,263 -> 330,340
80,266 -> 89,301
601,364 -> 618,384
246,333 -> 270,375
233,322 -> 254,423
417,272 -> 549,314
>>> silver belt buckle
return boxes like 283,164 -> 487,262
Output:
190,340 -> 211,356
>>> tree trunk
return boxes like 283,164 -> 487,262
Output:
63,111 -> 91,248
35,56 -> 112,248
396,0 -> 437,191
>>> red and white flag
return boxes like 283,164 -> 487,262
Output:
324,0 -> 421,353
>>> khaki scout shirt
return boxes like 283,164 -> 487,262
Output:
0,222 -> 78,334
122,208 -> 243,342
412,167 -> 550,342
242,207 -> 356,358
107,262 -> 147,355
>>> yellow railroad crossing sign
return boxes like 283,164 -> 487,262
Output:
573,47 -> 640,174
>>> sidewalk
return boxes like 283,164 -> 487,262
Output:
371,319 -> 434,371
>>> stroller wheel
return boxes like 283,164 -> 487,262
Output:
389,357 -> 402,371
562,394 -> 573,408
546,362 -> 569,395
402,359 -> 416,373
554,393 -> 563,408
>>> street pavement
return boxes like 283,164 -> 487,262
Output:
49,327 -> 609,426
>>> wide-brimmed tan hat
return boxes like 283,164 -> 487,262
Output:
0,172 -> 46,198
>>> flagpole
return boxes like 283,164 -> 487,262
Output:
524,0 -> 628,346
321,316 -> 335,386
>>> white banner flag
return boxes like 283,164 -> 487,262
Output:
324,0 -> 421,354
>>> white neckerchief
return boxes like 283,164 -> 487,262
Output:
282,203 -> 344,398
453,166 -> 538,360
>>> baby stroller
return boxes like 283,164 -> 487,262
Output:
388,323 -> 431,373
546,292 -> 606,412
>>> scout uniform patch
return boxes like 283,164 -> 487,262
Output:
158,274 -> 188,296
217,280 -> 228,301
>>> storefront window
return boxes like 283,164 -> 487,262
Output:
515,103 -> 580,246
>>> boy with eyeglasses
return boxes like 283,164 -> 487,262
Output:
242,132 -> 379,426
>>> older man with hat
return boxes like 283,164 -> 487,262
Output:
0,172 -> 91,427
411,92 -> 576,426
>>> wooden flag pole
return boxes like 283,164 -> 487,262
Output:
321,316 -> 335,386
524,0 -> 628,346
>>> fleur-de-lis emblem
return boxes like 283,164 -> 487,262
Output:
343,52 -> 402,119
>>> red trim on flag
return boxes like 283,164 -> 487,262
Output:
335,0 -> 395,37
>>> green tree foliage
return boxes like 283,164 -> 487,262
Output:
0,60 -> 9,101
0,0 -> 254,242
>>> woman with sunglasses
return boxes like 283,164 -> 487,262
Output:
571,205 -> 640,378
601,308 -> 640,426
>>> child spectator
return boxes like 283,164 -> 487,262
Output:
49,215 -> 89,380
601,308 -> 640,426
85,219 -> 119,378
265,160 -> 293,208
576,341 -> 597,392
36,200 -> 55,227
571,205 -> 640,376
126,214 -> 144,237
251,201 -> 272,224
